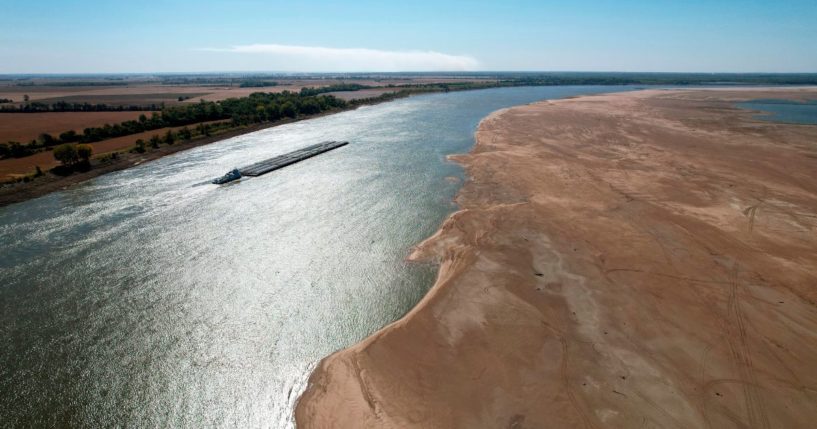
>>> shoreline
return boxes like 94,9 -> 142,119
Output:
0,83 -> 503,208
4,84 -> 815,209
0,106 -> 359,208
295,87 -> 817,427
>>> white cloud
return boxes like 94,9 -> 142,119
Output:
203,44 -> 478,72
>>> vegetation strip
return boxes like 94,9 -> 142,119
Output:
3,74 -> 817,203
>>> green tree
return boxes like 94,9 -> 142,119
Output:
196,123 -> 211,137
266,103 -> 281,120
149,135 -> 161,148
298,98 -> 321,115
59,130 -> 78,142
53,144 -> 79,165
134,139 -> 146,153
164,130 -> 175,145
178,127 -> 192,140
8,142 -> 31,158
23,94 -> 30,102
39,133 -> 58,147
280,101 -> 297,118
76,144 -> 93,162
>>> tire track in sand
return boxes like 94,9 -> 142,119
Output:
725,262 -> 771,429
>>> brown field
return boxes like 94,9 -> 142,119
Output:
90,120 -> 226,154
0,111 -> 156,143
0,120 -> 226,178
35,93 -> 210,106
0,83 -> 341,105
0,77 -> 493,105
179,81 -> 406,102
0,151 -> 63,178
0,84 -> 234,104
0,75 -> 490,180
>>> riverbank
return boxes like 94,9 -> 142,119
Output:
0,82 -> 504,208
5,82 -> 816,208
0,120 -> 283,206
0,113 -> 338,207
295,87 -> 817,427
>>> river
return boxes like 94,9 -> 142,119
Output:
0,86 -> 627,427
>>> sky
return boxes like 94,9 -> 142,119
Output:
2,0 -> 816,73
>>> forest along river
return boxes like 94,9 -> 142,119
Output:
0,86 -> 629,427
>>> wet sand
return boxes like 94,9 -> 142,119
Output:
296,88 -> 817,428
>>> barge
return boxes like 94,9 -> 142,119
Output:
211,141 -> 348,184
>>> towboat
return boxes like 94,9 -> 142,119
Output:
212,168 -> 242,184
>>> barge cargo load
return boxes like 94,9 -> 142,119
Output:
210,141 -> 348,184
239,141 -> 349,177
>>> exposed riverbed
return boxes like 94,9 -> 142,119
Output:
0,86 -> 626,427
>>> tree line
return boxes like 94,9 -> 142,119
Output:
221,91 -> 346,125
298,83 -> 372,96
10,72 -> 816,162
0,92 -> 347,160
0,83 -> 511,159
239,81 -> 279,88
0,101 -> 160,113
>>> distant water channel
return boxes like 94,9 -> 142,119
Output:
0,86 -> 627,427
738,98 -> 817,125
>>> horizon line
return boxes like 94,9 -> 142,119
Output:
2,70 -> 817,76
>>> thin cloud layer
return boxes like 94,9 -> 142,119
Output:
206,44 -> 478,72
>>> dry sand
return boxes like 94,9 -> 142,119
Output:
296,88 -> 817,428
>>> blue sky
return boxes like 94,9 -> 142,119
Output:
2,0 -> 816,73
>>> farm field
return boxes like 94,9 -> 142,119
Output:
0,111 -> 156,143
0,77 -> 493,104
0,74 -> 504,189
35,93 -> 210,106
0,120 -> 227,178
0,84 -> 252,104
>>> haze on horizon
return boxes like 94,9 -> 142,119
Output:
2,0 -> 816,74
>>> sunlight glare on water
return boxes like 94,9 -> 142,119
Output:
0,86 -> 626,427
